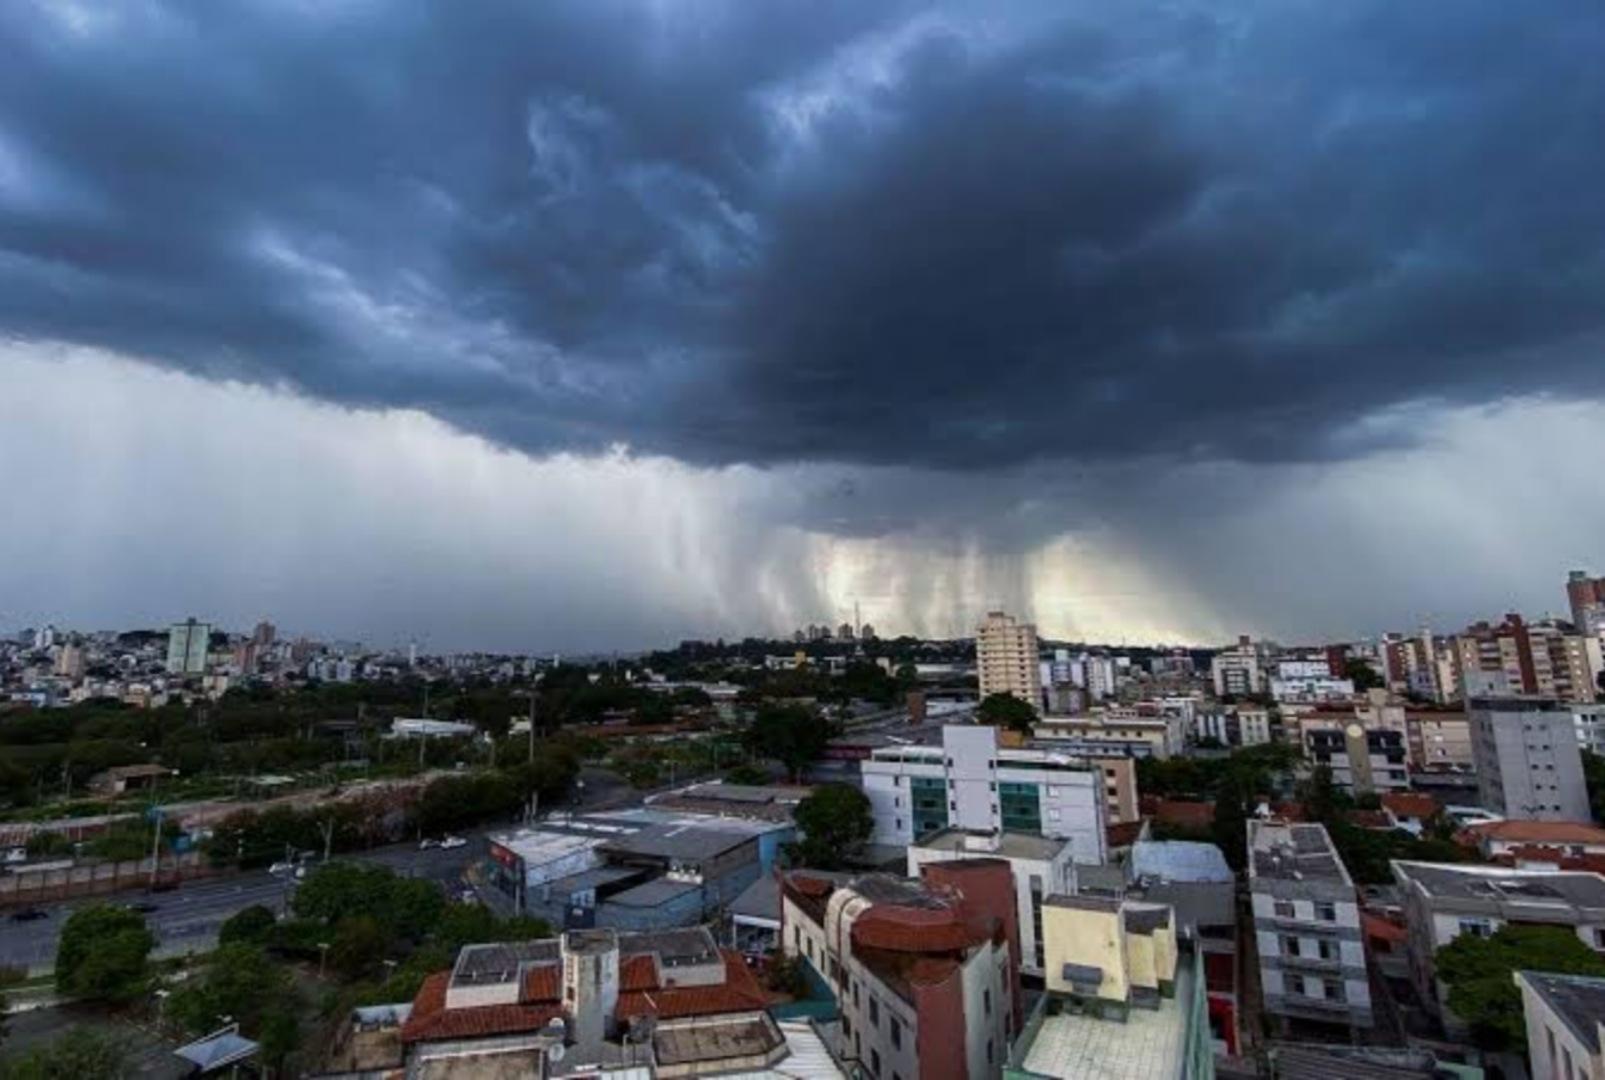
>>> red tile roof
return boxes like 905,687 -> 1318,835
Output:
521,964 -> 558,1002
1362,913 -> 1407,944
615,952 -> 770,1020
619,953 -> 659,991
401,973 -> 565,1045
1381,793 -> 1438,820
1149,799 -> 1215,829
1470,820 -> 1605,844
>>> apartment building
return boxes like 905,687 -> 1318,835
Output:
1469,697 -> 1592,822
1574,702 -> 1605,757
1515,971 -> 1605,1080
907,828 -> 1075,979
1248,821 -> 1373,1037
861,725 -> 1108,864
1405,709 -> 1474,770
1392,861 -> 1605,1033
977,611 -> 1041,705
781,862 -> 1021,1080
1238,708 -> 1272,746
1456,615 -> 1597,704
1211,638 -> 1265,697
1033,713 -> 1180,759
1303,725 -> 1409,795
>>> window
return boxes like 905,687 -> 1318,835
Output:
893,776 -> 902,786
1282,935 -> 1301,958
984,988 -> 992,1016
889,1017 -> 902,1050
987,1039 -> 994,1065
1274,900 -> 1295,919
852,981 -> 860,1007
842,1015 -> 852,1038
1323,979 -> 1345,1002
893,797 -> 900,809
869,997 -> 880,1025
1315,901 -> 1336,921
895,818 -> 902,831
1458,918 -> 1493,939
1318,939 -> 1339,961
871,1049 -> 881,1077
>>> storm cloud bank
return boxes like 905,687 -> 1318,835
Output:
2,2 -> 1603,646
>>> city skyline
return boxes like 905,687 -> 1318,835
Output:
3,3 -> 1604,652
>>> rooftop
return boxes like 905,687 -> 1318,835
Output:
1518,971 -> 1605,1054
1017,947 -> 1194,1078
1249,821 -> 1351,885
1468,820 -> 1605,845
1130,840 -> 1233,885
1392,861 -> 1605,909
912,827 -> 1069,862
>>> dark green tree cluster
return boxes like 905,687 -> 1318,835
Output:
168,943 -> 302,1068
792,784 -> 873,869
55,904 -> 154,1002
0,1029 -> 130,1080
1295,766 -> 1480,884
1436,924 -> 1605,1050
976,693 -> 1038,735
742,704 -> 838,781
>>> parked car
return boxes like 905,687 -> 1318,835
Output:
9,907 -> 48,922
440,836 -> 467,850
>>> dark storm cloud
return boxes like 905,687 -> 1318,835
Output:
2,1 -> 1603,470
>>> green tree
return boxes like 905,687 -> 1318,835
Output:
792,784 -> 873,869
1583,750 -> 1605,823
168,943 -> 293,1035
743,705 -> 834,781
1343,657 -> 1384,691
330,916 -> 389,979
976,693 -> 1038,735
1436,925 -> 1605,1050
0,1028 -> 130,1080
218,904 -> 277,947
55,904 -> 154,1003
293,861 -> 444,945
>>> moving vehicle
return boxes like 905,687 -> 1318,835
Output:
9,907 -> 48,922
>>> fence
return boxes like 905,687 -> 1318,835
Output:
0,851 -> 221,906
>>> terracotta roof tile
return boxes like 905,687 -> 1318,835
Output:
1471,820 -> 1605,844
521,964 -> 559,1002
615,952 -> 769,1020
1381,793 -> 1438,819
402,973 -> 565,1045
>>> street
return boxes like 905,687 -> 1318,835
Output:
0,834 -> 486,975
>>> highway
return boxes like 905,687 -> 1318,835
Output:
0,765 -> 637,976
0,835 -> 486,975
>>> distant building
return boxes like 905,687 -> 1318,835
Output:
860,724 -> 1108,864
388,717 -> 476,739
165,618 -> 210,676
1469,697 -> 1591,821
781,862 -> 1020,1080
53,641 -> 84,682
976,611 -> 1041,705
837,622 -> 855,641
1568,570 -> 1605,636
1034,713 -> 1180,760
1574,702 -> 1605,758
1515,971 -> 1605,1080
1248,820 -> 1373,1037
1457,614 -> 1596,704
1303,724 -> 1409,796
1211,638 -> 1265,697
1238,708 -> 1272,746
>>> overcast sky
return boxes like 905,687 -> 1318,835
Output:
3,1 -> 1603,651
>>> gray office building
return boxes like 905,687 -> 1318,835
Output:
1469,697 -> 1591,821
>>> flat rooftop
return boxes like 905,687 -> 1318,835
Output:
597,822 -> 755,861
1520,972 -> 1605,1054
1393,862 -> 1605,908
1018,950 -> 1193,1078
1250,821 -> 1351,885
913,828 -> 1069,862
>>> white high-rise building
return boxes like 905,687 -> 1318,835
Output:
976,610 -> 1041,704
165,618 -> 211,676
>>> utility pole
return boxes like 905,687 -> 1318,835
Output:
321,818 -> 335,863
528,690 -> 537,764
148,807 -> 164,889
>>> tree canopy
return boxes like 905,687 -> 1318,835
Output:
976,693 -> 1037,735
793,783 -> 873,869
0,1028 -> 130,1080
1436,924 -> 1605,1050
743,704 -> 835,781
55,904 -> 154,1002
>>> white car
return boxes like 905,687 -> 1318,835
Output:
440,836 -> 467,850
268,861 -> 295,875
418,838 -> 440,850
